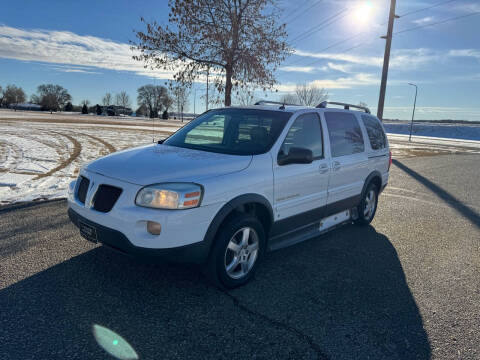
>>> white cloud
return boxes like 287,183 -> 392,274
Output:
448,49 -> 480,60
457,2 -> 480,13
326,62 -> 353,73
0,25 -> 175,79
276,72 -> 378,91
49,65 -> 101,74
293,49 -> 383,67
279,66 -> 316,73
412,16 -> 434,25
292,47 -> 479,71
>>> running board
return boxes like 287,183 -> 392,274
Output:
268,210 -> 352,252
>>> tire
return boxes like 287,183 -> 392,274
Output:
354,183 -> 379,225
205,214 -> 266,289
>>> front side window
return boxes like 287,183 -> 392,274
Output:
164,109 -> 292,155
325,112 -> 364,157
279,112 -> 323,160
361,115 -> 387,150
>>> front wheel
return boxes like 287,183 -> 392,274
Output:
354,183 -> 378,225
205,214 -> 265,289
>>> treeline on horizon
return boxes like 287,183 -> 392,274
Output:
0,83 -> 190,119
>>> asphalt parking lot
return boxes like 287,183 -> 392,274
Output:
1,154 -> 479,360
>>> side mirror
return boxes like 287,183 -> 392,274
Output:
278,147 -> 313,166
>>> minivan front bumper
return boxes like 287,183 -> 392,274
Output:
68,207 -> 211,264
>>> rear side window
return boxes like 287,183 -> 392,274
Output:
361,115 -> 387,150
279,112 -> 323,159
324,112 -> 364,157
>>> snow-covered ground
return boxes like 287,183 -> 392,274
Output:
384,121 -> 480,141
0,110 -> 183,205
1,109 -> 480,205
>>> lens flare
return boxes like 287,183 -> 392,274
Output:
93,324 -> 139,360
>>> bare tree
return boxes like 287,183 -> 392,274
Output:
200,86 -> 223,108
81,99 -> 90,107
279,93 -> 299,105
115,91 -> 131,108
163,95 -> 174,112
3,85 -> 26,108
137,84 -> 170,118
234,88 -> 256,106
33,84 -> 71,112
295,83 -> 328,106
133,0 -> 290,106
102,92 -> 112,106
172,84 -> 190,120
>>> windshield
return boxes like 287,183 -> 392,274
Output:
164,108 -> 292,155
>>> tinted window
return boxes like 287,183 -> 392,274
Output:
325,112 -> 364,157
279,112 -> 323,159
184,114 -> 225,145
165,109 -> 291,155
361,115 -> 387,150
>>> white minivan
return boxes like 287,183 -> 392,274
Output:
68,101 -> 391,288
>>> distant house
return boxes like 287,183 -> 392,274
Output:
104,105 -> 132,116
9,103 -> 42,111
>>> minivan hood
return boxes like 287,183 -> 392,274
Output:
85,144 -> 252,185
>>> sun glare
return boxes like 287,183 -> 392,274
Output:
354,1 -> 374,23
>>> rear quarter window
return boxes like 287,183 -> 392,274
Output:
324,112 -> 364,157
361,115 -> 387,150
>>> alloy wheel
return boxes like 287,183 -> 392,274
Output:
224,227 -> 259,279
364,189 -> 376,220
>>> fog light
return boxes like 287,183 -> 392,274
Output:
147,221 -> 161,235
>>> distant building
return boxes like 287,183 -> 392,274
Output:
9,103 -> 42,111
104,105 -> 132,116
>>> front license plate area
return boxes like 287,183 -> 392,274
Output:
79,221 -> 98,243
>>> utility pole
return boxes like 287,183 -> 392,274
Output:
377,0 -> 399,120
408,83 -> 418,142
206,67 -> 209,111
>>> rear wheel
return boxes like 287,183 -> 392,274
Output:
354,183 -> 378,225
205,214 -> 265,289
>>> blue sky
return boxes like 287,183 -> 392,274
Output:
1,0 -> 479,120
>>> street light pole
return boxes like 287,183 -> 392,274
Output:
408,83 -> 418,142
377,0 -> 399,121
193,87 -> 196,116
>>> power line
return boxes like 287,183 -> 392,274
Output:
280,0 -> 310,22
284,0 -> 464,68
284,0 -> 324,24
398,0 -> 457,18
395,11 -> 480,35
300,9 -> 480,68
289,9 -> 347,45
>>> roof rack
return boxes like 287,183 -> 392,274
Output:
254,100 -> 300,106
254,100 -> 301,110
316,101 -> 370,114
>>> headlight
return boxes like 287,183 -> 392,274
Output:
135,183 -> 203,210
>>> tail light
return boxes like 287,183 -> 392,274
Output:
388,150 -> 392,171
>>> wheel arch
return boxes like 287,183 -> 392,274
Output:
362,171 -> 382,199
202,193 -> 274,256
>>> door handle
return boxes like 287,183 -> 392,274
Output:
333,161 -> 341,171
319,163 -> 329,174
